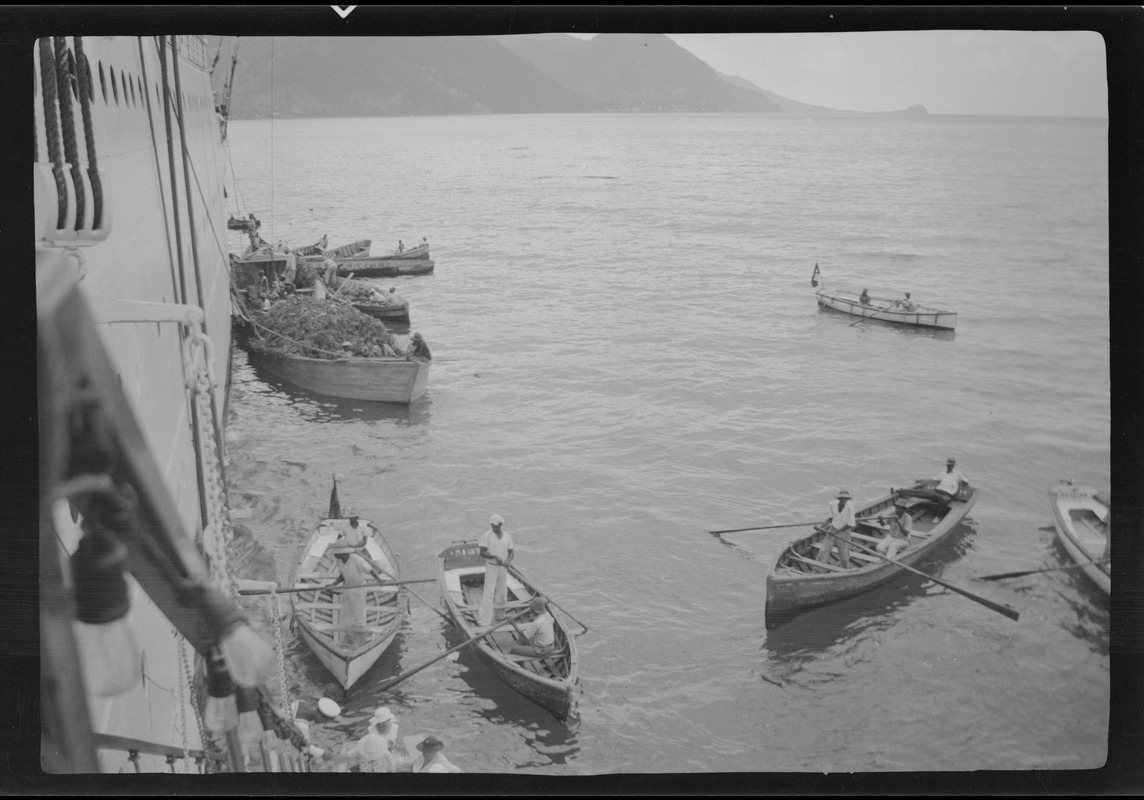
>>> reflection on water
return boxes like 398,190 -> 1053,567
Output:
761,525 -> 977,662
1046,538 -> 1110,656
234,349 -> 433,425
762,573 -> 928,664
440,622 -> 582,765
815,305 -> 958,341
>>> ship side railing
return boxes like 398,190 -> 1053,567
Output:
90,732 -> 225,774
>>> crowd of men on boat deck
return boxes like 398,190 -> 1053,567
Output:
813,457 -> 969,569
859,288 -> 919,311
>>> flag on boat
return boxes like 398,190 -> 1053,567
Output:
811,263 -> 821,288
329,475 -> 341,519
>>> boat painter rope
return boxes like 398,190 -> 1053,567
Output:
822,529 -> 1020,622
975,559 -> 1110,582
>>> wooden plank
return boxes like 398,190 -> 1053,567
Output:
789,553 -> 846,572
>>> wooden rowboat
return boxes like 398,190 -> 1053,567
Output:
438,542 -> 580,720
330,255 -> 435,279
384,242 -> 431,260
816,288 -> 957,330
1048,481 -> 1110,596
765,483 -> 978,629
289,510 -> 409,690
352,300 -> 411,325
291,235 -> 329,257
245,345 -> 430,404
302,239 -> 372,260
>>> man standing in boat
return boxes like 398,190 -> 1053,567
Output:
816,489 -> 857,567
330,510 -> 370,637
477,514 -> 514,626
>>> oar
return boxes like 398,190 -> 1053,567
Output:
975,560 -> 1109,582
504,562 -> 590,635
238,578 -> 437,596
330,272 -> 355,300
357,551 -> 457,629
372,610 -> 529,693
822,530 -> 1020,622
708,521 -> 825,535
849,305 -> 887,327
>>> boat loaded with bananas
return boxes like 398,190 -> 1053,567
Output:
438,543 -> 581,721
237,294 -> 430,404
765,482 -> 980,628
37,35 -> 317,774
287,481 -> 409,691
1048,481 -> 1110,596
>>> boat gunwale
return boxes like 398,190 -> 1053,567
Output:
289,517 -> 408,686
437,542 -> 578,717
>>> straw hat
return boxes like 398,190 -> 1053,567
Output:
418,736 -> 445,754
371,707 -> 396,726
356,733 -> 389,762
490,514 -> 505,526
836,489 -> 852,499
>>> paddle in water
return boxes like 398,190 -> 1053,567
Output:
975,560 -> 1109,582
822,529 -> 1020,622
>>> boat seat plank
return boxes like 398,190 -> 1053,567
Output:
851,531 -> 883,544
789,553 -> 847,572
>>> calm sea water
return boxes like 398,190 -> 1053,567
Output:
221,112 -> 1110,775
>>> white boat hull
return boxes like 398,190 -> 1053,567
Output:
816,289 -> 957,330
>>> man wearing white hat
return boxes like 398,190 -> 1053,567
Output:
477,514 -> 515,626
351,706 -> 400,773
331,510 -> 370,634
815,489 -> 857,567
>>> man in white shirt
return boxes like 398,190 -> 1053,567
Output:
816,489 -> 857,567
405,736 -> 462,773
510,597 -> 556,657
876,500 -> 913,559
931,457 -> 968,521
477,514 -> 514,626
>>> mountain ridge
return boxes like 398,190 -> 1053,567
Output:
211,34 -> 926,119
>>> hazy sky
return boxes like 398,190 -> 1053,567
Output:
661,31 -> 1108,118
